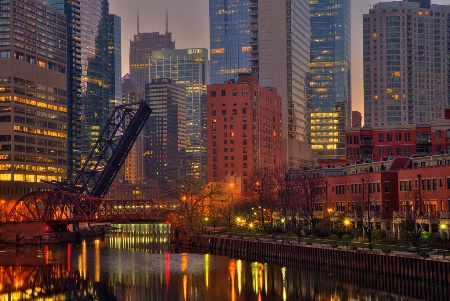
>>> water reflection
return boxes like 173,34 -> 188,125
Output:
0,224 -> 447,300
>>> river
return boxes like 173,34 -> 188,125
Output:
0,223 -> 447,300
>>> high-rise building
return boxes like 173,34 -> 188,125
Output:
209,0 -> 251,84
363,0 -> 450,127
118,74 -> 145,183
0,0 -> 68,200
209,0 -> 311,168
109,14 -> 122,108
129,13 -> 175,89
207,74 -> 283,190
47,0 -> 82,180
48,0 -> 114,179
310,0 -> 351,160
150,48 -> 209,180
144,78 -> 186,184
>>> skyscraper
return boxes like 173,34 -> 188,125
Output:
209,0 -> 311,168
129,14 -> 175,89
0,0 -> 68,200
120,74 -> 145,183
310,0 -> 351,160
150,48 -> 209,180
209,0 -> 251,84
48,0 -> 114,179
145,78 -> 186,184
46,0 -> 82,180
363,0 -> 450,127
109,14 -> 122,108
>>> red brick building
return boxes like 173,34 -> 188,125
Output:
207,74 -> 282,190
321,164 -> 399,231
345,118 -> 450,164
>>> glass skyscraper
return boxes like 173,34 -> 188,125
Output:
310,0 -> 351,160
209,0 -> 251,84
48,0 -> 115,177
109,14 -> 122,108
210,0 -> 311,167
150,48 -> 209,180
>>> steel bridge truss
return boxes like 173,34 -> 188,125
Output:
59,101 -> 152,198
7,191 -> 167,223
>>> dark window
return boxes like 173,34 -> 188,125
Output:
210,90 -> 216,97
232,89 -> 237,96
221,90 -> 226,96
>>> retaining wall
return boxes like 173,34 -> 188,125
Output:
195,235 -> 450,283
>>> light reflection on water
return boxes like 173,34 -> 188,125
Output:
0,224 -> 446,300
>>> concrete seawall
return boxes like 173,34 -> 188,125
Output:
194,235 -> 450,283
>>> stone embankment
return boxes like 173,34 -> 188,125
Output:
192,235 -> 450,283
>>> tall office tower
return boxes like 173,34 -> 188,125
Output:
363,1 -> 450,127
150,48 -> 209,180
119,75 -> 145,183
109,14 -> 122,108
144,79 -> 187,184
209,0 -> 311,168
310,0 -> 351,160
209,0 -> 251,84
48,0 -> 113,179
80,1 -> 112,160
129,14 -> 175,89
0,1 -> 68,201
46,0 -> 82,180
207,74 -> 283,190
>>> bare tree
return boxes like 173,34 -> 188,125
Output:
351,171 -> 381,248
290,169 -> 325,236
247,167 -> 280,232
162,176 -> 222,237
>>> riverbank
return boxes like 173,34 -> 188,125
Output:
184,234 -> 450,283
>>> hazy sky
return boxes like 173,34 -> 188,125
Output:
110,0 -> 450,116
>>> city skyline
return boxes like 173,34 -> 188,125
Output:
109,0 -> 450,119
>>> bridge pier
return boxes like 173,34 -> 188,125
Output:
0,222 -> 47,244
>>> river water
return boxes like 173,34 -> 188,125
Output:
0,223 -> 447,300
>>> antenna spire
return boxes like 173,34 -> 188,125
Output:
165,9 -> 168,34
137,10 -> 140,34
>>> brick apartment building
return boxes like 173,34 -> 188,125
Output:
207,74 -> 282,191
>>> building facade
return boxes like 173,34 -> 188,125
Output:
144,78 -> 186,185
117,74 -> 145,183
363,1 -> 450,127
129,31 -> 175,88
46,0 -> 82,180
207,74 -> 283,190
209,0 -> 311,168
109,14 -> 122,108
310,0 -> 351,160
345,117 -> 450,163
0,0 -> 68,200
209,0 -> 251,85
150,48 -> 209,180
48,0 -> 114,180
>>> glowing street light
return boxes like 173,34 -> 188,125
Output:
249,222 -> 254,237
344,219 -> 350,234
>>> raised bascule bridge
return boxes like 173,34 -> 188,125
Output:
2,101 -> 169,243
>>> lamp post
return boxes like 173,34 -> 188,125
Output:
249,222 -> 254,238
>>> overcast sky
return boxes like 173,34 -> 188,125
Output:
109,0 -> 450,116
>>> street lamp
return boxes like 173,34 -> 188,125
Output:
249,222 -> 254,237
344,218 -> 350,234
